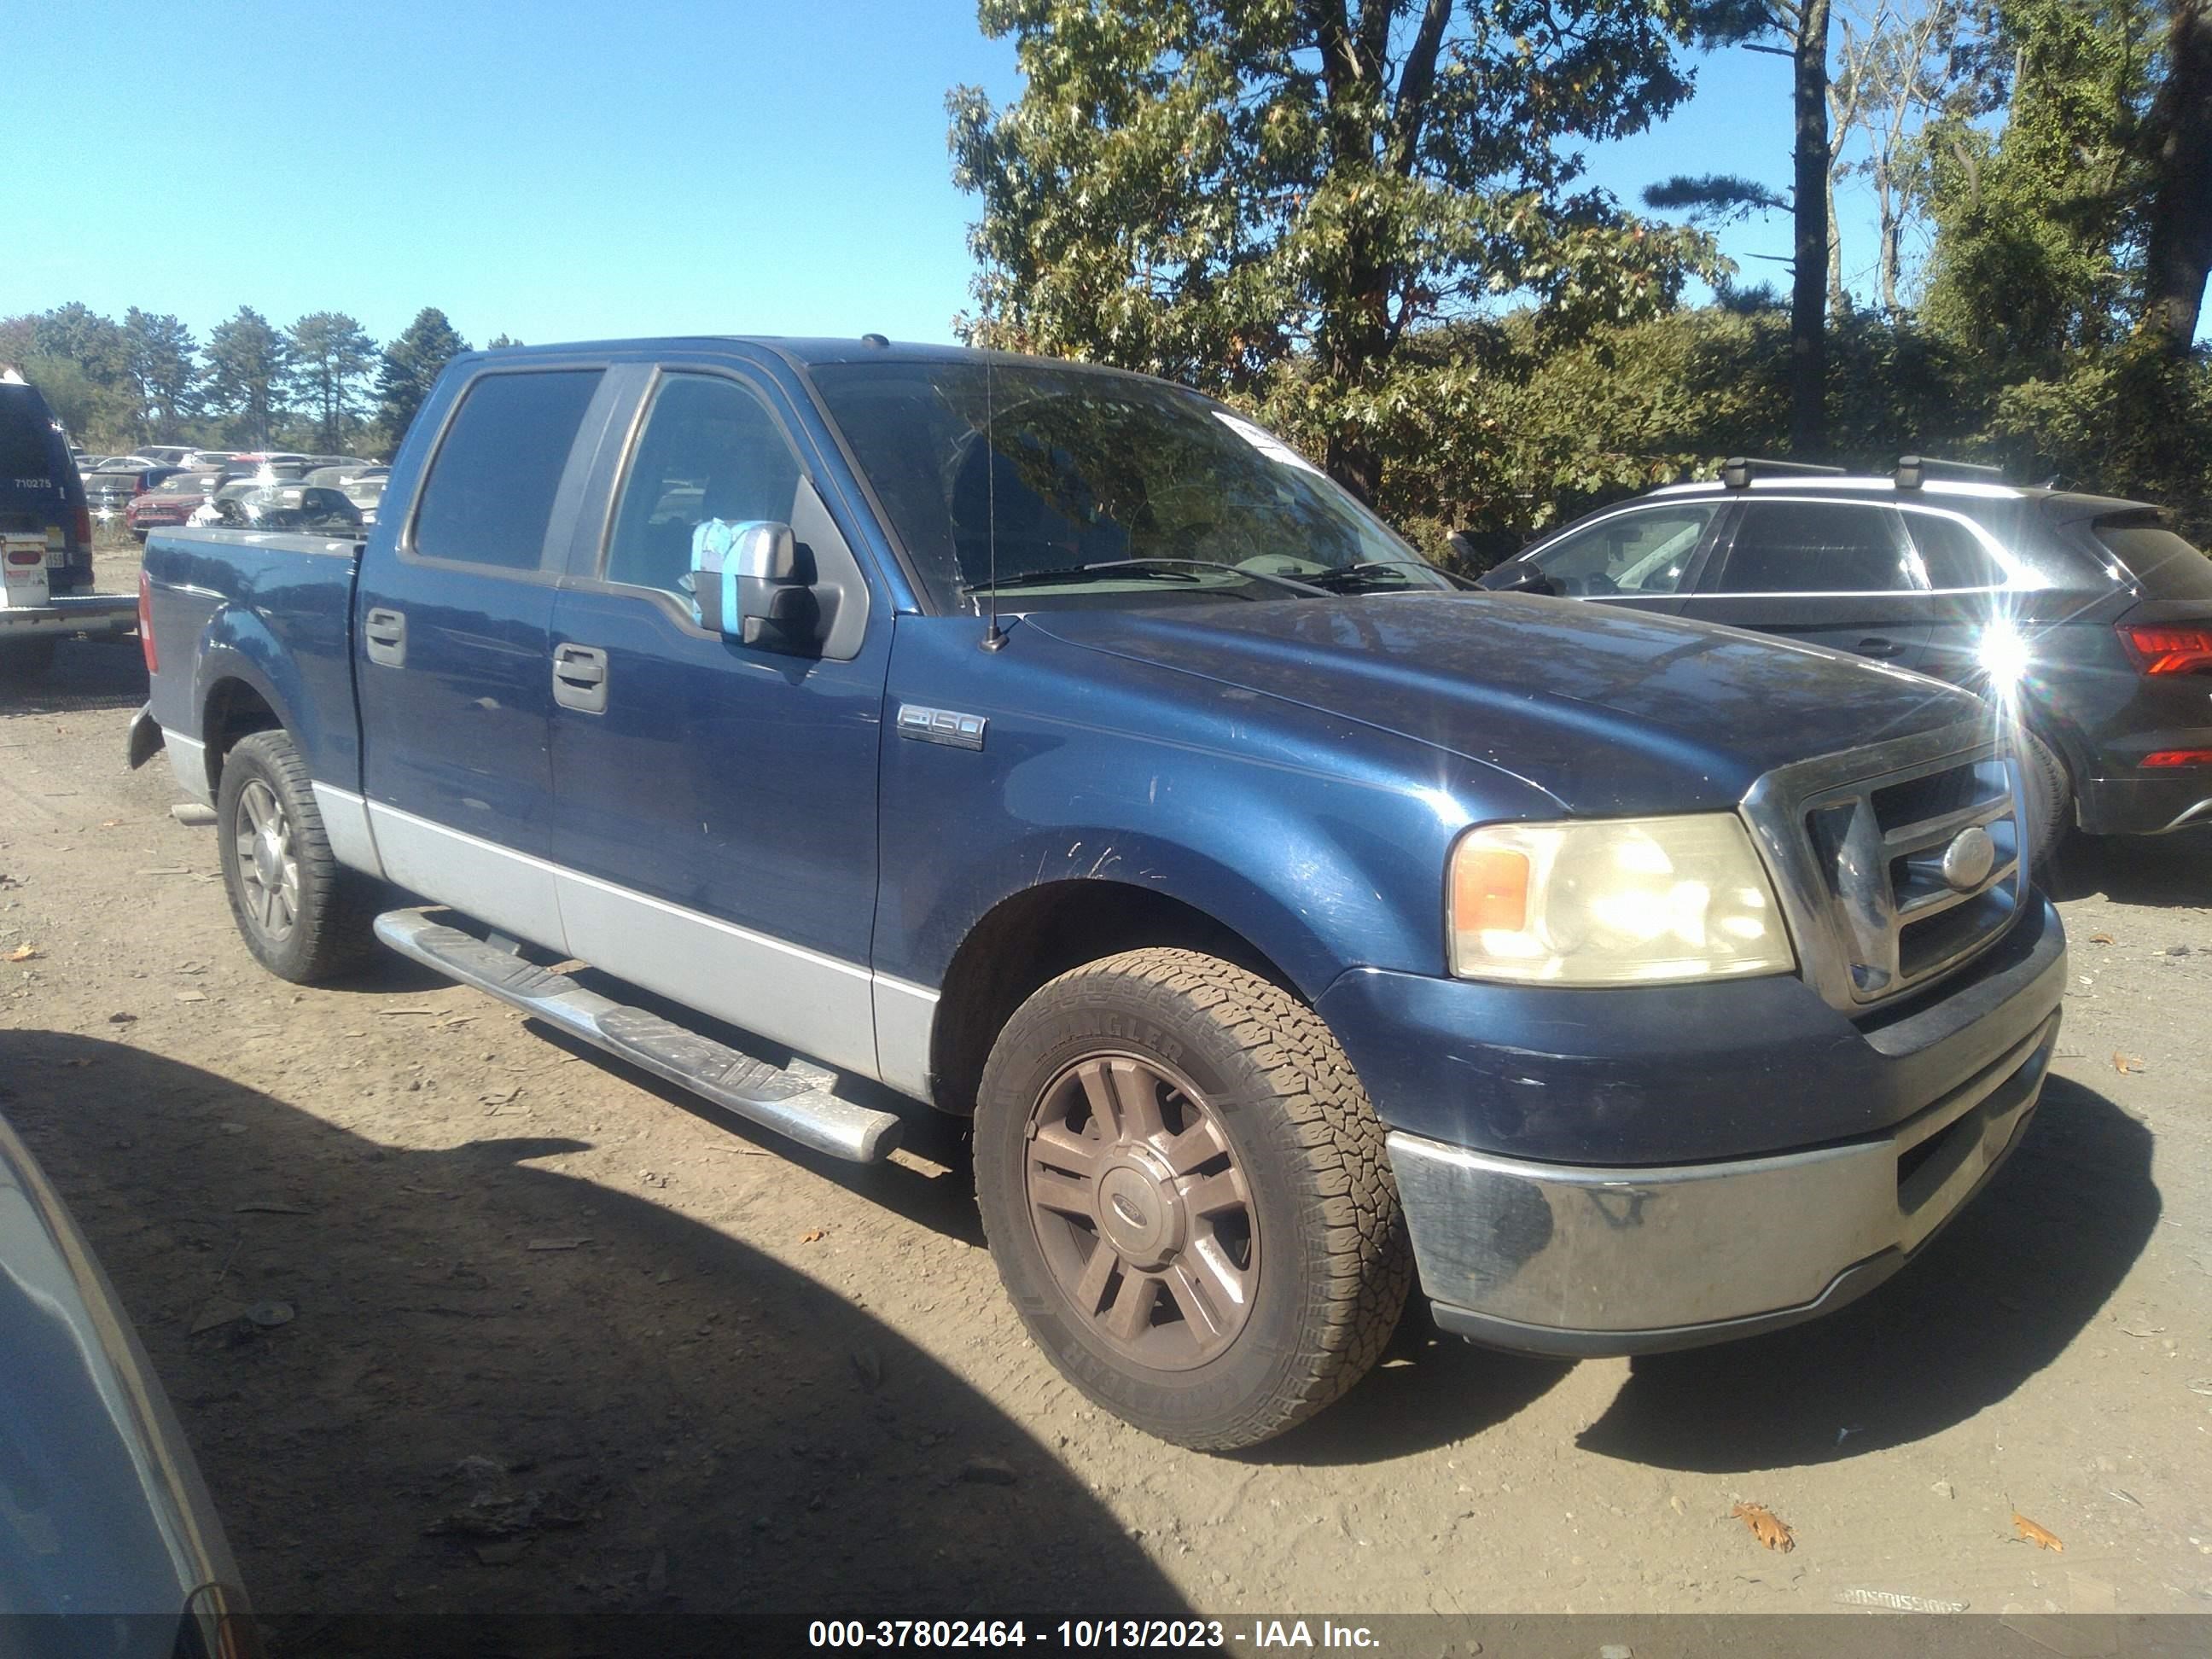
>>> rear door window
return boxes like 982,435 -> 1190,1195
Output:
1714,501 -> 1918,594
1904,510 -> 2010,590
410,370 -> 602,571
2095,518 -> 2212,601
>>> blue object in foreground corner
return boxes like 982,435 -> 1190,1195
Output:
0,1109 -> 255,1652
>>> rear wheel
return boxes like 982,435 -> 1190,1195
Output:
217,729 -> 380,983
974,948 -> 1411,1450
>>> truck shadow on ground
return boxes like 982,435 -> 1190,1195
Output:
0,637 -> 148,717
2043,828 -> 2212,907
1575,1076 -> 2157,1472
3,1031 -> 1187,1633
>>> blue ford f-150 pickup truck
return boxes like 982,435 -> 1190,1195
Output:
130,337 -> 2067,1449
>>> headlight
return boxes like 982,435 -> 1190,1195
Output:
1448,815 -> 1795,984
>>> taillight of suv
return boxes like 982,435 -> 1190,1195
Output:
138,568 -> 158,674
2117,623 -> 2212,676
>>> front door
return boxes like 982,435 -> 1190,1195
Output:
1517,502 -> 1720,616
357,365 -> 614,949
546,368 -> 890,1080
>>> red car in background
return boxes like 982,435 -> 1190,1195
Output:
124,471 -> 224,541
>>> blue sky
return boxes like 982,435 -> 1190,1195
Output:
13,2 -> 1905,352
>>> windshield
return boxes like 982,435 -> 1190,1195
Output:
809,359 -> 1450,613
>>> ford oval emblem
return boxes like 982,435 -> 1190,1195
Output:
1941,824 -> 1998,893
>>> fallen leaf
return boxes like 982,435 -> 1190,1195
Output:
100,819 -> 120,829
6,945 -> 38,962
2113,1052 -> 2145,1074
2011,1512 -> 2063,1551
800,1229 -> 827,1243
2087,933 -> 2114,945
1730,1502 -> 1795,1552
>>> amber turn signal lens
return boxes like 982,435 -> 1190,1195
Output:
1452,847 -> 1529,935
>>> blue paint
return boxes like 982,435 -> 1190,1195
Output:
141,336 -> 2062,1173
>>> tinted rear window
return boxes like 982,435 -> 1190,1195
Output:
0,388 -> 65,480
1905,511 -> 2008,589
411,370 -> 601,570
2096,519 -> 2212,601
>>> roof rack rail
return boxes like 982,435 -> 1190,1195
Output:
1720,456 -> 1848,490
1895,454 -> 2007,490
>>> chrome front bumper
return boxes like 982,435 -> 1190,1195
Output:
1389,1011 -> 2059,1357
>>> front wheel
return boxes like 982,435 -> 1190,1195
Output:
216,729 -> 380,983
975,949 -> 1412,1450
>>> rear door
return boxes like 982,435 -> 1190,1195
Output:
544,364 -> 891,1078
355,364 -> 619,949
1680,498 -> 1931,666
1898,503 -> 2028,688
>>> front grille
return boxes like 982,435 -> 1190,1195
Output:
1742,721 -> 2027,1010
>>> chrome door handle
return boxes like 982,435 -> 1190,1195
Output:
552,644 -> 608,713
364,607 -> 406,667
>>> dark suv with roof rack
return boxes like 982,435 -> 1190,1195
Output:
1479,457 -> 2212,858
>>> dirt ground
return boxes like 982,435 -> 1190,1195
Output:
3,537 -> 2210,1629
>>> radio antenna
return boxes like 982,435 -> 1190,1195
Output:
980,276 -> 1005,652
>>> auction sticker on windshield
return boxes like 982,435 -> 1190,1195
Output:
1213,410 -> 1324,475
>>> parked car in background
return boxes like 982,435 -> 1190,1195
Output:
82,462 -> 185,515
1478,457 -> 2212,858
0,372 -> 94,597
197,480 -> 362,534
179,450 -> 243,469
338,474 -> 384,525
125,471 -> 224,541
0,1108 -> 256,1643
131,445 -> 197,468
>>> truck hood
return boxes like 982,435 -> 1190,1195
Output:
1026,592 -> 1988,816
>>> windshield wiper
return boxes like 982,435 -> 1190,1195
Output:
1307,558 -> 1473,591
963,558 -> 1327,597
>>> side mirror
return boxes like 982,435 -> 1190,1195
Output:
691,520 -> 820,654
1493,562 -> 1558,597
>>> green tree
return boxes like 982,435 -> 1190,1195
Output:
285,311 -> 378,451
125,309 -> 201,440
375,308 -> 470,446
1918,0 -> 2164,370
2141,0 -> 2212,352
205,307 -> 288,449
1650,2 -> 1842,457
949,0 -> 1719,504
486,332 -> 524,350
1,305 -> 138,446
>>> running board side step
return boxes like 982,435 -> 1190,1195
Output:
372,910 -> 902,1162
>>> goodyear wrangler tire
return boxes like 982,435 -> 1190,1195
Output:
974,948 -> 1412,1450
217,729 -> 380,984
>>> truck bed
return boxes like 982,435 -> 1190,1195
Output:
140,526 -> 368,792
